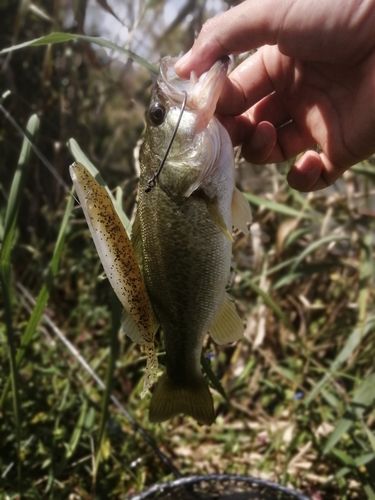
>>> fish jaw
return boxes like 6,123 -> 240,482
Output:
158,56 -> 229,133
189,57 -> 230,132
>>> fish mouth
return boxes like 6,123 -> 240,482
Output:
158,56 -> 229,132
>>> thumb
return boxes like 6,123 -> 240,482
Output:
175,0 -> 285,77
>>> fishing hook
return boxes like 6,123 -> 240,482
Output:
145,91 -> 188,193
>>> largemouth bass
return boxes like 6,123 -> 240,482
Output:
137,57 -> 250,424
70,56 -> 251,425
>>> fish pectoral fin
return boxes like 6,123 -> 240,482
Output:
232,187 -> 252,234
149,374 -> 215,425
208,294 -> 244,345
206,199 -> 233,242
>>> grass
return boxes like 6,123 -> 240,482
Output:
1,3 -> 375,498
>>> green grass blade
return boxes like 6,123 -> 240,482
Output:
244,192 -> 316,220
323,418 -> 353,455
364,485 -> 375,500
201,354 -> 229,402
321,237 -> 375,457
354,452 -> 375,467
245,256 -> 299,287
19,191 -> 74,356
246,279 -> 291,329
273,261 -> 337,289
0,104 -> 70,192
1,114 -> 40,259
65,398 -> 88,459
93,294 -> 122,483
0,32 -> 158,74
363,424 -> 375,453
0,265 -> 21,485
0,113 -> 40,488
67,137 -> 132,234
305,317 -> 375,405
352,160 -> 375,179
66,137 -> 97,173
351,373 -> 375,414
291,234 -> 349,271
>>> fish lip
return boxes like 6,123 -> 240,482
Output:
158,56 -> 229,132
158,56 -> 186,105
190,57 -> 229,132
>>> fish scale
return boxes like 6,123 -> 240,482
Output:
138,182 -> 230,344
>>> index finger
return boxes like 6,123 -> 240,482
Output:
175,0 -> 284,77
216,48 -> 275,115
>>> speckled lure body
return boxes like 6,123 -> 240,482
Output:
70,163 -> 159,392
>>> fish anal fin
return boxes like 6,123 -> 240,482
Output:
149,374 -> 215,425
232,187 -> 252,234
209,295 -> 244,345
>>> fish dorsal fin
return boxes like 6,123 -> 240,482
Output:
206,199 -> 233,242
232,188 -> 252,234
208,294 -> 244,345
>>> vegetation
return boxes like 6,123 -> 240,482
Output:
0,1 -> 374,498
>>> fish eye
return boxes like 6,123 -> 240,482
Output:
148,102 -> 166,126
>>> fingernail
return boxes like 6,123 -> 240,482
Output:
251,122 -> 275,151
251,129 -> 268,151
287,152 -> 322,191
175,49 -> 192,72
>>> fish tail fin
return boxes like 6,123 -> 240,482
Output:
149,373 -> 215,425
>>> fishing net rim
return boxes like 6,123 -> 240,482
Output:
129,473 -> 310,500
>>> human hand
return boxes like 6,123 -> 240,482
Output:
175,0 -> 375,191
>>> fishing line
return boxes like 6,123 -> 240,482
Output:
145,91 -> 188,193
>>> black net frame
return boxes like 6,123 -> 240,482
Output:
130,474 -> 310,500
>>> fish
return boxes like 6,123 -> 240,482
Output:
69,56 -> 251,425
136,57 -> 251,424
